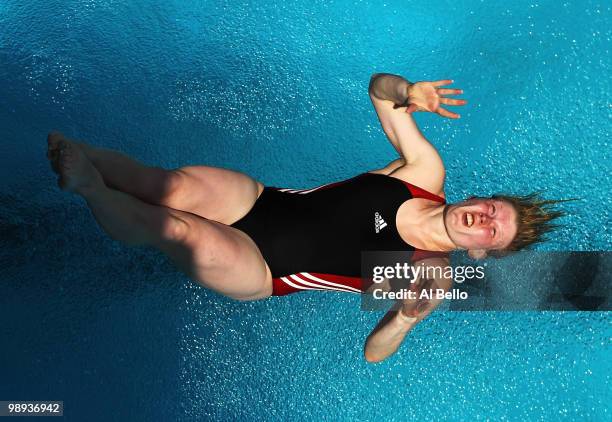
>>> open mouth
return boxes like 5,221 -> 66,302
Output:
462,212 -> 474,227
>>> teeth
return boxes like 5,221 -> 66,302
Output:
466,213 -> 473,227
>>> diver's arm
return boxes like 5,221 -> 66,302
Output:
368,74 -> 465,195
363,257 -> 452,363
368,73 -> 422,159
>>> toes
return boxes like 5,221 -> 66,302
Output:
57,141 -> 86,173
58,140 -> 72,155
47,131 -> 64,149
58,142 -> 74,167
56,143 -> 74,189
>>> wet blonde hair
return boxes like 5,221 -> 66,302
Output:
488,192 -> 571,257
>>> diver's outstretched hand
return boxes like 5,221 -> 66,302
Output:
405,80 -> 466,119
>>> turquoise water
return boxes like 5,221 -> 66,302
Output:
1,0 -> 610,420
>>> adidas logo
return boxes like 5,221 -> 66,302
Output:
374,212 -> 387,233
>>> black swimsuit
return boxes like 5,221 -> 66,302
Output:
230,173 -> 445,295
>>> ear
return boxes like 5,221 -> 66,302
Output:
468,249 -> 487,260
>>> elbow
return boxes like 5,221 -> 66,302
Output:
368,74 -> 380,93
364,354 -> 383,364
364,349 -> 391,364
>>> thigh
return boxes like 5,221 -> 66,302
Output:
158,210 -> 273,300
168,165 -> 264,225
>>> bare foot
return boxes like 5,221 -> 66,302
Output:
47,132 -> 103,194
47,131 -> 63,174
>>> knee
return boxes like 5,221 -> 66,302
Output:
162,219 -> 239,269
159,215 -> 191,244
156,169 -> 188,207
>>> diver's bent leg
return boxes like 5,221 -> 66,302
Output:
80,142 -> 264,225
154,217 -> 274,301
82,144 -> 264,224
79,184 -> 273,300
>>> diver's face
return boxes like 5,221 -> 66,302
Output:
444,198 -> 518,252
